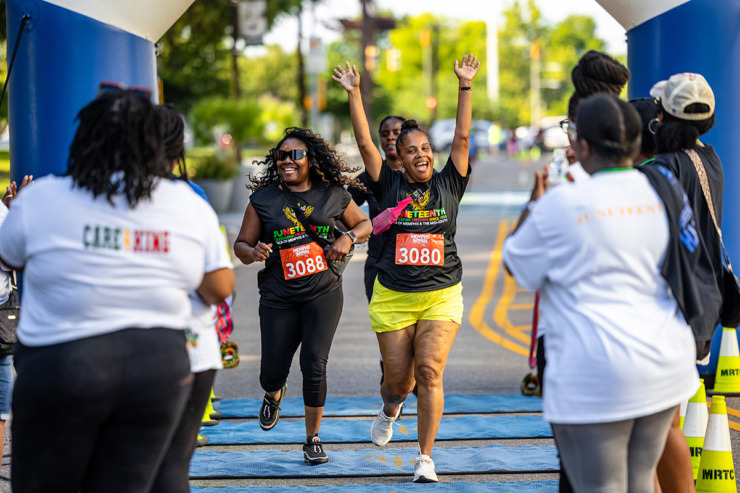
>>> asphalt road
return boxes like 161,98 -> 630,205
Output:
2,150 -> 735,490
200,149 -> 740,489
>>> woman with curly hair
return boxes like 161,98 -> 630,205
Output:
234,127 -> 371,465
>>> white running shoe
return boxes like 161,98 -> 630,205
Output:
370,406 -> 401,446
413,453 -> 438,483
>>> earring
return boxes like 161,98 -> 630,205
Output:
648,118 -> 660,135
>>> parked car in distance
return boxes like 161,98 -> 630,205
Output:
429,119 -> 493,152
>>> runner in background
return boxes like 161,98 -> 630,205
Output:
233,127 -> 371,465
347,115 -> 405,385
333,53 -> 479,483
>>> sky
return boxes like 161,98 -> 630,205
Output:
260,0 -> 628,56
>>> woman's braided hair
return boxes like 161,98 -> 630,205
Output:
66,90 -> 169,208
568,50 -> 630,120
248,127 -> 364,192
156,103 -> 189,180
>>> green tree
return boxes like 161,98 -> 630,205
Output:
157,0 -> 233,112
541,14 -> 606,116
497,0 -> 610,127
497,0 -> 547,128
239,45 -> 299,104
157,0 -> 323,112
324,13 -> 491,131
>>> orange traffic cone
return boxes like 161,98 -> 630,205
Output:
713,327 -> 740,394
695,396 -> 737,492
683,379 -> 709,479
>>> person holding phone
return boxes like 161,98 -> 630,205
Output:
504,94 -> 698,490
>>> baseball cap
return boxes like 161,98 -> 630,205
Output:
649,73 -> 715,121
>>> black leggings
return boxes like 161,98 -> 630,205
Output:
259,287 -> 343,408
11,328 -> 191,493
363,259 -> 378,303
150,369 -> 216,493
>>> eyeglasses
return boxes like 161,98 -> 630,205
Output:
567,121 -> 577,142
271,149 -> 306,161
559,119 -> 570,134
98,81 -> 152,98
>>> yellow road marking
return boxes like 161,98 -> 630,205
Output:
509,303 -> 535,310
726,405 -> 740,419
493,253 -> 532,346
469,221 -> 529,356
729,420 -> 740,432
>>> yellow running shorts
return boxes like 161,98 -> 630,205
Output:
368,280 -> 464,333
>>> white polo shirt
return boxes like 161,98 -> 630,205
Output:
0,175 -> 233,347
504,169 -> 698,424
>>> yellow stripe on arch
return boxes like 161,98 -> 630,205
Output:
468,220 -> 529,357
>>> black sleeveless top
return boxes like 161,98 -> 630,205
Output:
249,182 -> 351,307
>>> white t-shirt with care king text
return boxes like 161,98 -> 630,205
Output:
0,175 -> 232,347
503,169 -> 698,424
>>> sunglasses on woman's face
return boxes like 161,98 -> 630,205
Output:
272,149 -> 306,161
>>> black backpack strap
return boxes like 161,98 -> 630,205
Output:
280,186 -> 331,249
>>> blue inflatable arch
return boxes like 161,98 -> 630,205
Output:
4,0 -> 739,371
5,0 -> 193,179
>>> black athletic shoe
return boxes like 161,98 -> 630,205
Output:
259,383 -> 287,431
303,435 -> 329,465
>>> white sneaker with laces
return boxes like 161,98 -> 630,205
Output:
369,406 -> 401,446
413,453 -> 438,483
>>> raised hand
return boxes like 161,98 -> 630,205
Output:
331,61 -> 360,92
454,53 -> 480,83
1,175 -> 32,208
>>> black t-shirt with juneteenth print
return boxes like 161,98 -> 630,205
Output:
368,156 -> 469,293
249,182 -> 352,308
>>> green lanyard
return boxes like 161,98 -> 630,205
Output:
595,166 -> 633,174
637,158 -> 655,167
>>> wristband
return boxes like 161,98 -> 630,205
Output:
460,86 -> 472,91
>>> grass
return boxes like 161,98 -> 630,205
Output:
0,150 -> 9,191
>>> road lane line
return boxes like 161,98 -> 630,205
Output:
509,303 -> 535,310
468,220 -> 529,357
724,405 -> 740,419
494,270 -> 532,345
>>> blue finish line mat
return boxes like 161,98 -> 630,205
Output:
216,393 -> 542,418
202,415 -> 551,445
190,443 -> 559,478
191,480 -> 559,492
